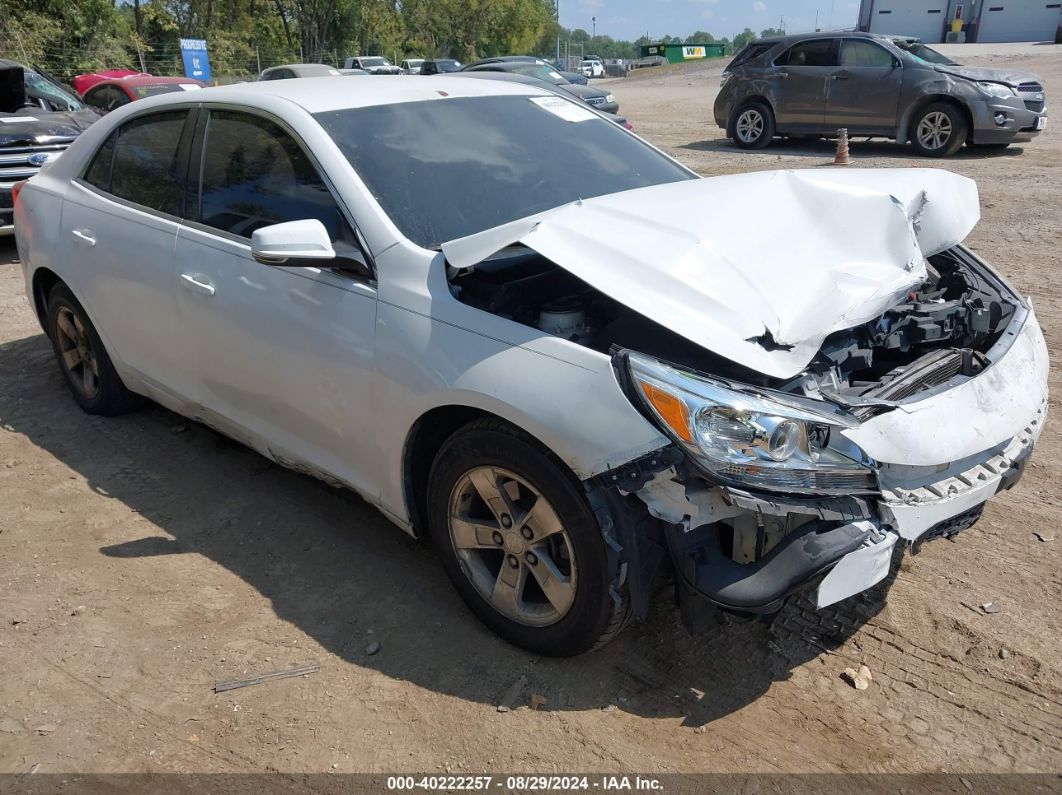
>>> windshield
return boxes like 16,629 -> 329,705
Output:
316,95 -> 694,248
131,83 -> 199,98
361,58 -> 387,67
24,71 -> 82,112
511,64 -> 566,85
895,41 -> 957,65
437,60 -> 462,71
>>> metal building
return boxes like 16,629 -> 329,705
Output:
858,1 -> 1062,43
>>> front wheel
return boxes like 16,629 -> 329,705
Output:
911,102 -> 967,157
731,101 -> 775,149
427,419 -> 629,656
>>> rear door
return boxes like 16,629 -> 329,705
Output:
58,108 -> 193,398
827,39 -> 904,133
771,38 -> 838,129
173,108 -> 381,495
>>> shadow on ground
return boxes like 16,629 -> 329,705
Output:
681,136 -> 1027,162
0,326 -> 895,727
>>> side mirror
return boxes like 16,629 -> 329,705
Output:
251,219 -> 335,265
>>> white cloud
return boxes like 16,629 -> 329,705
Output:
753,1 -> 767,13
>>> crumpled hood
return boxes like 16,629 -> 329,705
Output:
0,108 -> 98,147
936,65 -> 1041,87
442,169 -> 980,380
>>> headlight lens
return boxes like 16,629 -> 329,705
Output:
978,81 -> 1016,99
626,352 -> 878,495
605,94 -> 616,103
720,71 -> 733,88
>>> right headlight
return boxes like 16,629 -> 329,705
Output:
978,81 -> 1016,99
625,352 -> 878,495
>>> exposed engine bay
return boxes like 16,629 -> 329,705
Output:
448,244 -> 1019,404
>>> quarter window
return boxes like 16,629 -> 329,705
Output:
776,39 -> 837,67
839,40 -> 895,68
82,110 -> 188,216
197,111 -> 344,240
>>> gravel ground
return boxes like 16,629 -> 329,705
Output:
1,47 -> 1061,777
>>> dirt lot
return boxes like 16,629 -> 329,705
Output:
2,48 -> 1062,779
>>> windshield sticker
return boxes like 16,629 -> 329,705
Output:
0,116 -> 40,123
530,96 -> 596,123
178,84 -> 202,91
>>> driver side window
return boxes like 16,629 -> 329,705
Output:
839,40 -> 895,68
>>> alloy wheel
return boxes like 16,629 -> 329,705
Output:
736,109 -> 765,144
447,466 -> 577,627
55,307 -> 100,399
917,111 -> 953,152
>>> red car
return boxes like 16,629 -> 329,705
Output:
79,74 -> 206,113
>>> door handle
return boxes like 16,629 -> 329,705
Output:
179,273 -> 216,296
832,73 -> 850,80
71,229 -> 96,246
769,71 -> 790,79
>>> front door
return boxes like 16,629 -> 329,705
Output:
827,39 -> 904,133
770,38 -> 838,129
173,109 -> 381,497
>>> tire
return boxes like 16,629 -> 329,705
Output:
731,101 -> 775,149
426,418 -> 630,656
910,102 -> 967,157
45,284 -> 143,415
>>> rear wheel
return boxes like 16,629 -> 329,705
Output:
427,418 -> 629,656
911,102 -> 967,157
731,101 -> 775,149
46,284 -> 143,415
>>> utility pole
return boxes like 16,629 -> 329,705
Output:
592,16 -> 596,43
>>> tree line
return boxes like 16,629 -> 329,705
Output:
1,0 -> 783,82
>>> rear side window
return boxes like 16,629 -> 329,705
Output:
83,110 -> 187,215
776,39 -> 837,67
729,42 -> 776,70
197,110 -> 344,240
839,40 -> 895,68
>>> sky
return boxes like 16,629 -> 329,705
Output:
559,0 -> 863,42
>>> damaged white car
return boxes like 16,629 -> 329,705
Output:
15,78 -> 1048,656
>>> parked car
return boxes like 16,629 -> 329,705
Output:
259,64 -> 342,80
716,31 -> 1048,157
467,56 -> 588,85
580,59 -> 605,78
14,78 -> 1048,658
343,56 -> 402,75
400,59 -> 425,75
449,70 -> 633,128
462,60 -> 618,113
420,59 -> 463,75
72,69 -> 145,96
0,60 -> 97,236
80,75 -> 205,113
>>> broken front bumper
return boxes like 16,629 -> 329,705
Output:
627,307 -> 1048,621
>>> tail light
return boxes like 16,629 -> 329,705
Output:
624,121 -> 634,131
11,179 -> 27,204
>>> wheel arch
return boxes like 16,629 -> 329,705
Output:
727,95 -> 774,137
30,267 -> 64,333
899,94 -> 973,144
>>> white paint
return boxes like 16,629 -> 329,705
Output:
443,168 -> 980,380
815,528 -> 898,609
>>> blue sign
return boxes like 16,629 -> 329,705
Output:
179,38 -> 211,82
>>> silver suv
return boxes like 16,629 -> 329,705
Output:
715,32 -> 1047,157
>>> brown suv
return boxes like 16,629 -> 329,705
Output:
714,32 -> 1047,157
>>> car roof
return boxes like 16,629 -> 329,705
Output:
129,75 -> 553,115
96,75 -> 202,87
754,30 -> 916,47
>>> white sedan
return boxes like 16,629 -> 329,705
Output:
13,78 -> 1048,656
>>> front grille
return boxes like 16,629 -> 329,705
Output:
0,142 -> 72,188
1018,81 -> 1044,93
1025,100 -> 1045,113
585,96 -> 606,106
